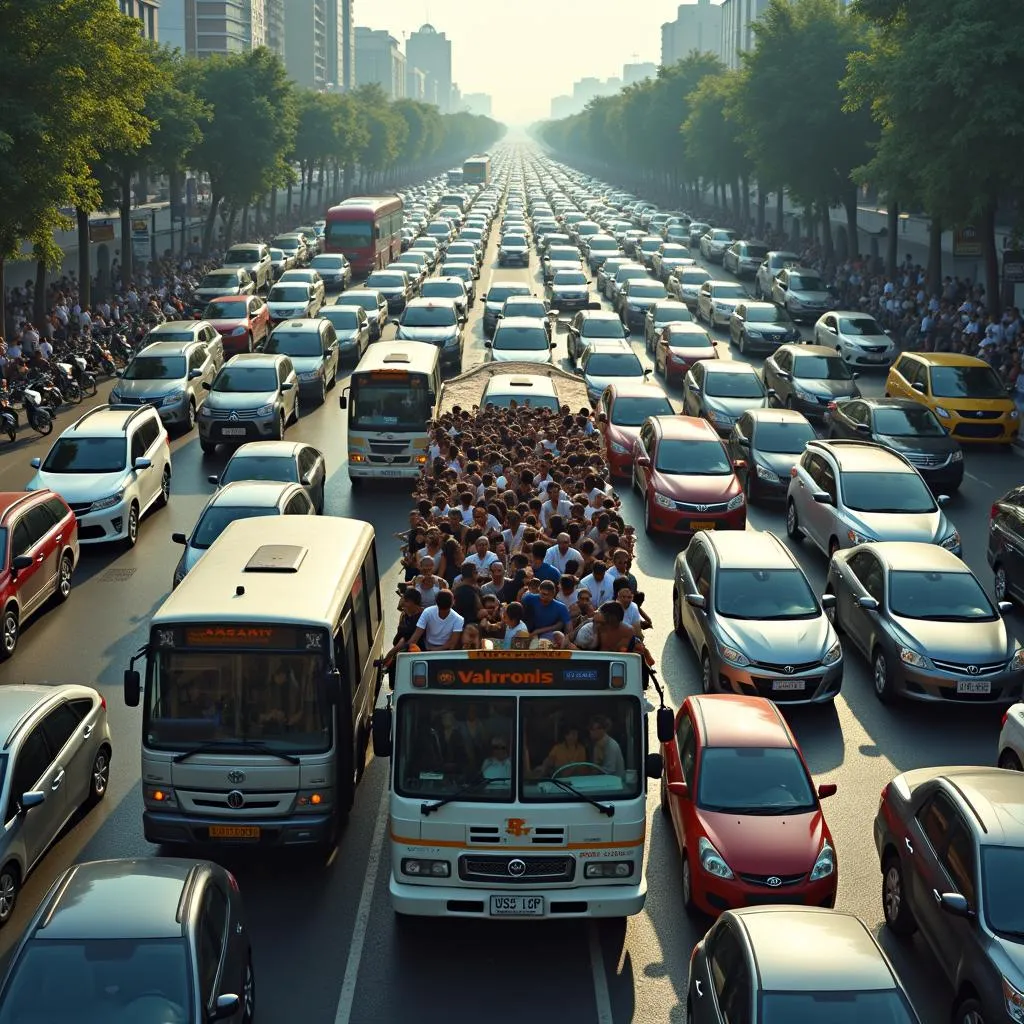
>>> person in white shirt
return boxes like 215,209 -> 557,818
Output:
579,562 -> 614,606
501,601 -> 530,649
463,535 -> 501,575
480,738 -> 512,780
544,534 -> 583,575
540,482 -> 572,531
410,591 -> 464,650
613,578 -> 650,634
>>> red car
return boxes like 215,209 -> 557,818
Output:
632,415 -> 746,536
595,382 -> 675,479
661,694 -> 839,917
654,322 -> 719,385
202,294 -> 272,356
0,490 -> 79,658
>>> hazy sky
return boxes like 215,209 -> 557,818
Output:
368,1 -> 691,125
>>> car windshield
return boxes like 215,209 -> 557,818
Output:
793,355 -> 854,381
338,292 -> 378,311
221,455 -> 298,486
0,937 -> 191,1024
310,256 -> 346,270
589,238 -> 617,250
272,237 -> 300,251
423,283 -> 463,299
213,366 -> 279,393
365,274 -> 404,289
760,991 -> 918,1024
656,307 -> 692,324
609,395 -> 674,427
583,318 -> 625,338
888,570 -> 995,621
227,248 -> 260,262
705,371 -> 764,398
628,283 -> 667,298
697,747 -> 816,813
204,299 -> 247,319
350,377 -> 433,431
663,246 -> 689,256
502,235 -> 527,246
192,505 -> 280,550
269,248 -> 285,261
324,221 -> 372,248
587,353 -> 643,377
320,308 -> 361,330
42,437 -> 126,474
754,420 -> 816,453
680,269 -> 711,283
488,286 -> 531,303
741,244 -> 768,258
872,406 -> 946,436
930,364 -> 1007,399
839,317 -> 883,335
617,269 -> 647,283
506,301 -> 546,318
263,331 -> 323,357
716,568 -> 819,620
982,846 -> 1024,936
710,284 -> 746,300
746,306 -> 790,324
403,306 -> 456,327
493,327 -> 548,351
842,471 -> 935,513
548,248 -> 579,260
666,329 -> 713,350
122,356 -> 186,380
655,439 -> 730,475
555,272 -> 587,286
790,274 -> 825,291
268,286 -> 309,303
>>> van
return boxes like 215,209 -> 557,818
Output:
480,373 -> 561,413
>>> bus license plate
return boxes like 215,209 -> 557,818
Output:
690,521 -> 716,531
208,825 -> 260,840
490,895 -> 544,917
379,470 -> 401,477
772,680 -> 806,691
220,428 -> 246,437
956,679 -> 991,695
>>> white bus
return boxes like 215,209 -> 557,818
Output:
124,516 -> 384,849
340,342 -> 441,484
373,650 -> 668,919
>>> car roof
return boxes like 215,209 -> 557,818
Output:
36,859 -> 202,940
664,323 -> 709,338
135,340 -> 194,357
705,529 -> 797,571
273,319 -> 325,331
782,265 -> 820,275
746,407 -> 811,427
606,382 -> 670,399
60,404 -> 154,437
0,492 -> 54,520
228,441 -> 304,460
578,310 -> 621,321
829,309 -> 880,319
208,480 -> 297,507
586,339 -> 633,352
732,907 -> 896,992
651,415 -> 716,441
811,439 -> 912,473
148,324 -> 204,339
903,351 -> 990,368
857,397 -> 926,413
0,685 -> 86,745
495,316 -> 546,329
928,768 -> 1024,845
703,360 -> 758,375
740,301 -> 780,313
862,540 -> 969,573
687,694 -> 793,749
224,352 -> 287,368
785,344 -> 839,358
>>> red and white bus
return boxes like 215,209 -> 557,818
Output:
324,196 -> 403,275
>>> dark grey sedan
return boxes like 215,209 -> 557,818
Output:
210,439 -> 327,513
728,301 -> 801,356
682,360 -> 773,436
727,407 -> 816,503
763,344 -> 860,421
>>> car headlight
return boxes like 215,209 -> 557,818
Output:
822,640 -> 842,666
745,329 -> 763,338
698,836 -> 734,879
788,297 -> 803,307
755,463 -> 779,482
256,404 -> 275,416
847,528 -> 876,546
109,391 -> 122,403
1003,977 -> 1024,1024
609,441 -> 629,455
899,646 -> 930,668
940,530 -> 961,551
726,493 -> 745,511
1012,410 -> 1020,421
951,449 -> 963,462
654,492 -> 675,509
809,840 -> 836,881
1010,646 -> 1024,671
718,642 -> 749,667
934,406 -> 951,418
162,390 -> 185,406
91,489 -> 126,511
199,405 -> 213,417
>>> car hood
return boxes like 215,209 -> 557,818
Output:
268,301 -> 311,317
624,296 -> 662,308
790,289 -> 831,303
678,282 -> 705,295
207,318 -> 247,333
500,243 -> 529,251
753,450 -> 802,478
397,326 -> 456,342
289,355 -> 324,372
335,329 -> 362,343
28,469 -> 130,503
112,378 -> 184,398
719,615 -> 834,664
205,390 -> 279,411
700,808 -> 827,876
553,287 -> 589,297
585,373 -> 646,394
371,285 -> 405,296
889,615 -> 1012,665
491,349 -> 551,363
705,395 -> 766,418
196,283 -> 242,298
875,434 -> 959,461
840,329 -> 891,346
709,297 -> 744,309
793,378 -> 860,400
653,471 -> 739,503
747,323 -> 798,338
850,509 -> 947,543
608,425 -> 641,448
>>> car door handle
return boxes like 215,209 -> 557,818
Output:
36,553 -> 44,562
236,922 -> 243,934
55,534 -> 62,542
51,770 -> 65,791
83,723 -> 94,739
905,836 -> 914,855
695,980 -> 703,998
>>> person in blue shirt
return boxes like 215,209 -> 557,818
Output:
522,580 -> 571,640
529,540 -> 561,585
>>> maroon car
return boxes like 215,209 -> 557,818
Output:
202,294 -> 271,356
595,382 -> 675,479
655,322 -> 719,386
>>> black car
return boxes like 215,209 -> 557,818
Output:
0,858 -> 254,1022
990,485 -> 1024,605
728,407 -> 817,503
826,398 -> 964,493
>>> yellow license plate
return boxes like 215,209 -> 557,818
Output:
690,521 -> 716,530
208,825 -> 260,840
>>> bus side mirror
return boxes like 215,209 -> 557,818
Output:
645,752 -> 663,780
656,706 -> 674,743
327,669 -> 341,705
124,669 -> 141,707
339,395 -> 348,410
372,707 -> 393,758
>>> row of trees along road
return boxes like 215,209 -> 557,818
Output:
537,0 -> 1024,313
0,0 -> 504,326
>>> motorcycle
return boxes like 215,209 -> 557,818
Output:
87,337 -> 117,376
54,363 -> 83,404
28,373 -> 65,414
10,383 -> 52,436
65,352 -> 97,397
0,391 -> 17,442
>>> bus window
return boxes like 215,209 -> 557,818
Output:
363,547 -> 382,635
352,567 -> 371,651
337,611 -> 360,703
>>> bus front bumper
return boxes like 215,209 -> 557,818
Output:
144,810 -> 333,847
389,876 -> 647,919
348,459 -> 424,480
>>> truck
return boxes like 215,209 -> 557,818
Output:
446,167 -> 465,187
462,155 -> 491,187
436,359 -> 591,417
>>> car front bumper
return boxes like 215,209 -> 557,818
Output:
646,501 -> 746,537
741,332 -> 794,354
839,343 -> 897,367
73,496 -> 136,544
944,413 -> 1019,445
891,660 -> 1024,704
691,863 -> 837,917
199,413 -> 281,443
712,656 -> 843,705
787,393 -> 838,422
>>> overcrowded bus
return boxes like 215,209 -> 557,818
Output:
324,195 -> 403,275
124,516 -> 385,849
340,342 -> 441,484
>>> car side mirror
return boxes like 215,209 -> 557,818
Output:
820,593 -> 837,610
188,368 -> 203,380
912,381 -> 926,393
937,891 -> 972,919
732,459 -> 746,470
852,372 -> 860,380
30,457 -> 41,469
11,555 -> 32,572
19,791 -> 45,813
124,669 -> 141,707
689,384 -> 702,394
766,388 -> 776,397
817,782 -> 838,799
656,706 -> 674,743
171,532 -> 188,545
550,342 -> 557,349
133,457 -> 152,471
636,456 -> 651,468
207,475 -> 220,485
667,781 -> 689,799
645,752 -> 664,780
685,593 -> 705,609
777,370 -> 792,380
372,707 -> 393,755
854,421 -> 870,432
937,494 -> 950,506
812,490 -> 832,504
201,381 -> 212,390
210,994 -> 241,1021
736,437 -> 750,448
484,341 -> 492,348
281,381 -> 294,391
856,596 -> 879,610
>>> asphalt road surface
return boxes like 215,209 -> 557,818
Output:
0,202 -> 1007,1022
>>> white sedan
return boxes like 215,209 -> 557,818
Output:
998,703 -> 1024,771
813,311 -> 898,367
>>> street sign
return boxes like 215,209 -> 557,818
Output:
953,226 -> 982,258
89,221 -> 115,243
131,217 -> 151,263
1004,251 -> 1024,284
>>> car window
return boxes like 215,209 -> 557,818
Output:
708,922 -> 750,1023
899,358 -> 922,388
943,825 -> 977,905
40,702 -> 81,756
774,349 -> 792,372
25,505 -> 58,543
297,448 -> 317,479
43,497 -> 70,526
285,494 -> 311,515
818,462 -> 837,503
130,431 -> 146,464
695,557 -> 712,601
8,727 -> 51,819
676,714 -> 696,789
10,519 -> 32,559
685,539 -> 709,583
856,554 -> 884,602
844,401 -> 869,427
917,791 -> 958,854
197,884 -> 229,1007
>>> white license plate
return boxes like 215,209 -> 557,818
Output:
378,470 -> 402,477
220,427 -> 246,436
490,895 -> 544,917
956,679 -> 991,695
868,355 -> 889,362
772,680 -> 806,691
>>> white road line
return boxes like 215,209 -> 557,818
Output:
964,472 -> 994,490
333,782 -> 389,1024
588,923 -> 615,1024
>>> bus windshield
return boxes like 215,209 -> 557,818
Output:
325,220 -> 373,249
350,375 -> 433,432
144,648 -> 331,754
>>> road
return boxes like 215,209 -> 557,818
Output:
0,169 -> 1010,1022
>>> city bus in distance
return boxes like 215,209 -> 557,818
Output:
123,515 -> 384,849
340,342 -> 440,484
373,650 -> 664,919
462,156 -> 491,186
446,168 -> 465,186
325,195 -> 403,275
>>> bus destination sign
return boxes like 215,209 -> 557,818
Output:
427,658 -> 611,690
166,625 -> 324,651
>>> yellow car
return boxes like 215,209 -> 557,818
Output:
885,351 -> 1018,444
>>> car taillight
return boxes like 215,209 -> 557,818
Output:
790,466 -> 798,477
1002,711 -> 1009,728
226,871 -> 240,892
100,696 -> 106,711
880,783 -> 888,804
827,401 -> 837,411
991,503 -> 1000,521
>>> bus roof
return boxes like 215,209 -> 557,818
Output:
152,516 -> 375,630
352,341 -> 439,376
328,196 -> 402,218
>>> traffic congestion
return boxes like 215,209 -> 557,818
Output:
0,142 -> 1023,1024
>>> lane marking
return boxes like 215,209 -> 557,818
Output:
588,923 -> 615,1024
333,781 -> 389,1024
964,472 -> 994,490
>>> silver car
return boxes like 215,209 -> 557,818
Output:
825,541 -> 1024,704
110,340 -> 217,433
673,529 -> 843,705
763,344 -> 861,422
786,439 -> 961,561
0,683 -> 111,923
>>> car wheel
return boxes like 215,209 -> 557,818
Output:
873,648 -> 895,703
186,400 -> 196,431
1000,748 -> 1024,771
644,495 -> 654,536
156,467 -> 171,509
0,606 -> 18,660
681,854 -> 697,914
672,590 -> 684,637
200,439 -> 217,455
242,952 -> 256,1023
786,500 -> 804,541
784,395 -> 795,410
86,745 -> 111,806
0,864 -> 19,926
953,998 -> 986,1024
246,332 -> 254,353
738,332 -> 748,356
754,281 -> 762,299
291,395 -> 301,424
743,470 -> 753,504
994,564 -> 1010,603
882,853 -> 917,936
276,414 -> 286,440
700,652 -> 713,694
55,552 -> 73,603
317,378 -> 326,406
124,502 -> 140,549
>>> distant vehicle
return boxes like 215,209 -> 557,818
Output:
325,195 -> 403,275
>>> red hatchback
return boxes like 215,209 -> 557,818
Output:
655,322 -> 719,385
595,382 -> 675,479
632,415 -> 746,536
661,694 -> 838,917
202,294 -> 271,356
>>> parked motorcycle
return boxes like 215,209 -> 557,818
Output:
9,383 -> 53,435
54,363 -> 83,404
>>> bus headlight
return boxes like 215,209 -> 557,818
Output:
145,786 -> 177,807
402,858 -> 451,878
584,862 -> 634,879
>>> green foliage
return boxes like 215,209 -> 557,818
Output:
681,71 -> 750,186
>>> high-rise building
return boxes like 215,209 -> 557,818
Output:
264,0 -> 285,58
407,67 -> 427,102
324,0 -> 354,90
462,93 -> 492,117
661,0 -> 723,67
119,0 -> 160,41
284,0 -> 328,90
162,0 -> 267,56
406,24 -> 452,112
550,95 -> 575,120
355,28 -> 406,99
719,0 -> 769,69
623,62 -> 657,85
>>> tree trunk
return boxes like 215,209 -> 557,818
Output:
819,201 -> 835,262
33,258 -> 46,326
119,166 -> 133,288
286,181 -> 294,220
844,187 -> 859,262
202,193 -> 222,255
224,206 -> 238,249
343,163 -> 354,197
741,174 -> 750,224
76,207 -> 92,310
0,258 -> 6,339
241,205 -> 250,239
757,186 -> 766,237
981,199 -> 1001,316
886,200 -> 899,277
927,215 -> 943,294
775,188 -> 785,236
